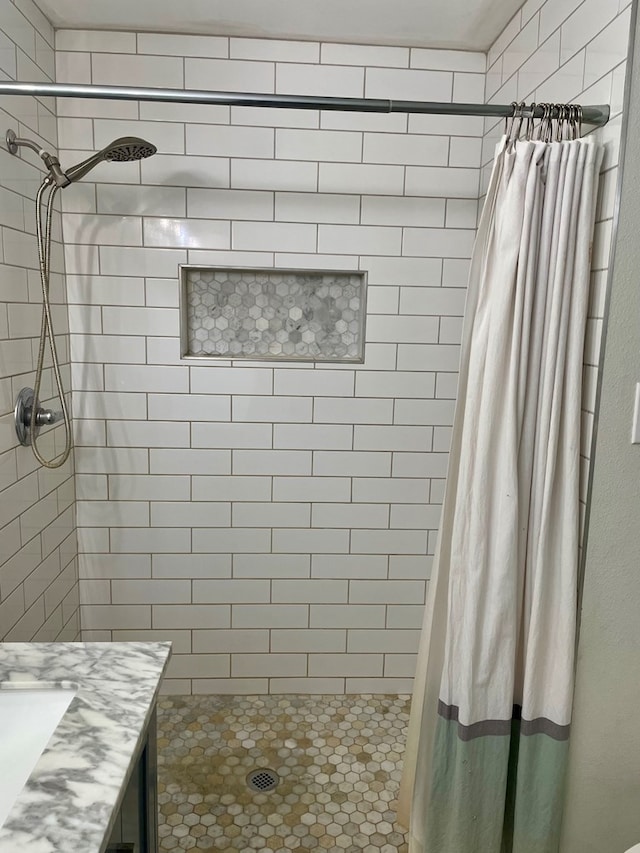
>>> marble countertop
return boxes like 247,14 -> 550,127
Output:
0,642 -> 171,853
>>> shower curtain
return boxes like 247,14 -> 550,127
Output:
398,134 -> 603,853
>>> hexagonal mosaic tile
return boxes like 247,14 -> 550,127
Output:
182,268 -> 365,361
157,694 -> 410,852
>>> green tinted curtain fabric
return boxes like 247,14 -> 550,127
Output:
399,136 -> 604,853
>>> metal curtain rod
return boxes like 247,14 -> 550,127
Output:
0,81 -> 611,127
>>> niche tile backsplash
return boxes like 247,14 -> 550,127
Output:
182,267 -> 366,361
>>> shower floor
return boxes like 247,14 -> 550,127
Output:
157,693 -> 410,852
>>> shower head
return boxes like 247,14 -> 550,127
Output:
103,137 -> 157,162
63,136 -> 157,184
5,128 -> 157,187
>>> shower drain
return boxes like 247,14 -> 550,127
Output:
246,768 -> 279,792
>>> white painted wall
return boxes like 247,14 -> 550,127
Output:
35,0 -> 525,52
560,5 -> 640,849
0,0 -> 79,642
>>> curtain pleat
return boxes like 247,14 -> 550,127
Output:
398,136 -> 603,853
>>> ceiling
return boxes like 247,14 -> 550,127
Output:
35,0 -> 523,51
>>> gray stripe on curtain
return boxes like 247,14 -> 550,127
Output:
437,700 -> 571,741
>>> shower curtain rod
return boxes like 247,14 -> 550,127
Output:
0,81 -> 611,127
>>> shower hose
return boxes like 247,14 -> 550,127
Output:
31,176 -> 72,468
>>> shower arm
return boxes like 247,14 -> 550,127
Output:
6,129 -> 70,186
0,81 -> 611,127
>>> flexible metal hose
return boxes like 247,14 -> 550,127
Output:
31,177 -> 72,468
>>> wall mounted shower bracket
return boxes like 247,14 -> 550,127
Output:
5,128 -> 18,154
14,387 -> 63,446
6,129 -> 69,186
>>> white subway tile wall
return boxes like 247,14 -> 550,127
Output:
0,0 -> 79,643
482,0 -> 630,542
54,29 -> 486,692
54,8 -> 631,692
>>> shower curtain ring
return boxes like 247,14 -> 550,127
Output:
534,103 -> 546,140
506,101 -> 518,137
557,104 -> 570,141
540,103 -> 550,142
555,104 -> 561,141
525,103 -> 536,140
569,104 -> 578,140
512,101 -> 526,143
554,104 -> 563,142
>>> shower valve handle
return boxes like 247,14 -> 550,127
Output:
34,408 -> 63,426
14,387 -> 64,446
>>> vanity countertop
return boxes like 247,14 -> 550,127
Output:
0,641 -> 171,853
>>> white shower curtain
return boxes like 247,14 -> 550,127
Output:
398,135 -> 603,853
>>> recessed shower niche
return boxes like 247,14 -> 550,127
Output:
180,266 -> 367,362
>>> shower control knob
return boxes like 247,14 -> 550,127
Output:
34,408 -> 63,426
14,387 -> 62,446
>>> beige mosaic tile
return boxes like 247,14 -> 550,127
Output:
157,694 -> 410,852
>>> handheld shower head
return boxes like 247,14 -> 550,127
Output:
5,128 -> 157,187
63,136 -> 157,184
6,129 -> 157,187
103,137 -> 157,162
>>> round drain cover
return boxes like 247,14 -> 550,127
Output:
246,768 -> 279,792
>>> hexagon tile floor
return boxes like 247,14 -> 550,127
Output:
157,694 -> 411,852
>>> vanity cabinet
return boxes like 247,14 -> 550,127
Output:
0,643 -> 170,853
107,710 -> 158,853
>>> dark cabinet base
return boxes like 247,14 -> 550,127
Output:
107,709 -> 158,853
